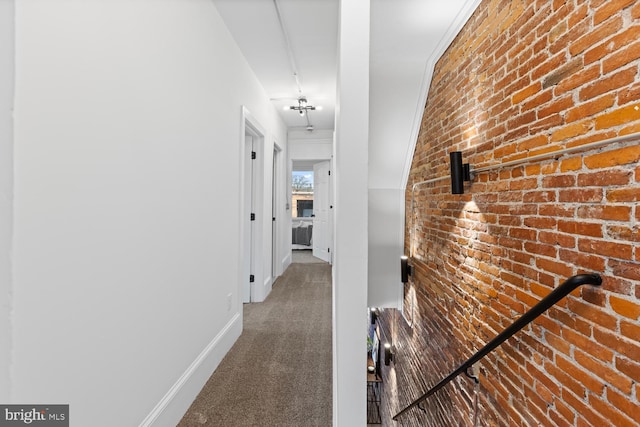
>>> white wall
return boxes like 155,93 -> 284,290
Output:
0,0 -> 14,404
333,0 -> 369,425
288,129 -> 333,160
11,1 -> 285,426
368,189 -> 404,307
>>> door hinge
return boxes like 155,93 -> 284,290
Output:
251,151 -> 256,160
328,170 -> 331,175
327,248 -> 330,253
249,275 -> 255,283
250,213 -> 256,221
272,217 -> 276,221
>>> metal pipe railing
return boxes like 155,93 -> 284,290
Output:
393,273 -> 603,421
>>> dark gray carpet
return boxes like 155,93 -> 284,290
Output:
292,249 -> 327,264
178,263 -> 333,427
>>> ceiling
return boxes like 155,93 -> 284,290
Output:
213,0 -> 480,188
213,0 -> 338,131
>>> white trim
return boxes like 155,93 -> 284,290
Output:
240,106 -> 267,303
281,253 -> 291,272
139,313 -> 242,427
263,276 -> 272,298
400,0 -> 483,188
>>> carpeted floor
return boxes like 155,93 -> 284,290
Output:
292,249 -> 327,264
178,261 -> 332,427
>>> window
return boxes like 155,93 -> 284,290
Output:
292,171 -> 313,218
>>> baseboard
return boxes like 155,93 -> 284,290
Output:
139,313 -> 242,427
281,253 -> 291,272
263,276 -> 272,299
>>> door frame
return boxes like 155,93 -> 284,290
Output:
272,142 -> 283,280
290,158 -> 333,264
240,107 -> 265,303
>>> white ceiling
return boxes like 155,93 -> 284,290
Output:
213,0 -> 480,188
213,0 -> 338,131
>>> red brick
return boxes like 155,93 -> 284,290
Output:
585,25 -> 640,64
583,145 -> 640,169
610,295 -> 640,320
577,205 -> 631,221
606,187 -> 640,202
563,391 -> 609,427
581,286 -> 605,307
606,225 -> 640,242
562,327 -> 613,362
593,327 -> 640,360
524,241 -> 557,258
545,361 -> 586,398
536,257 -> 574,277
559,248 -> 606,271
620,121 -> 640,135
602,277 -> 633,295
567,298 -> 618,331
578,238 -> 633,260
603,40 -> 640,74
589,394 -> 638,427
548,18 -> 568,44
578,169 -> 632,186
606,387 -> 640,424
595,103 -> 640,130
542,175 -> 575,188
512,82 -> 542,104
579,67 -> 637,102
616,356 -> 640,383
538,95 -> 574,118
574,350 -> 633,394
553,400 -> 575,426
568,3 -> 588,27
401,0 -> 640,424
555,64 -> 600,95
595,0 -> 635,23
538,230 -> 575,248
633,1 -> 640,18
558,188 -> 603,203
560,157 -> 582,172
524,216 -> 556,229
620,320 -> 640,341
558,220 -> 603,238
570,14 -> 623,56
550,120 -> 593,142
565,94 -> 616,123
529,113 -> 563,134
522,89 -> 553,111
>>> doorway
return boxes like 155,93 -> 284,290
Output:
241,107 -> 265,303
291,159 -> 332,264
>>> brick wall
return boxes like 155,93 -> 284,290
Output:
377,1 -> 640,426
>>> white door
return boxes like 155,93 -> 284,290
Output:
313,161 -> 331,262
243,134 -> 254,303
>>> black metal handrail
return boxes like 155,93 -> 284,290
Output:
393,273 -> 603,421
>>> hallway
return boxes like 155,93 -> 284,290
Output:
178,254 -> 332,426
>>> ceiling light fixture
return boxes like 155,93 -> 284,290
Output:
288,97 -> 319,116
